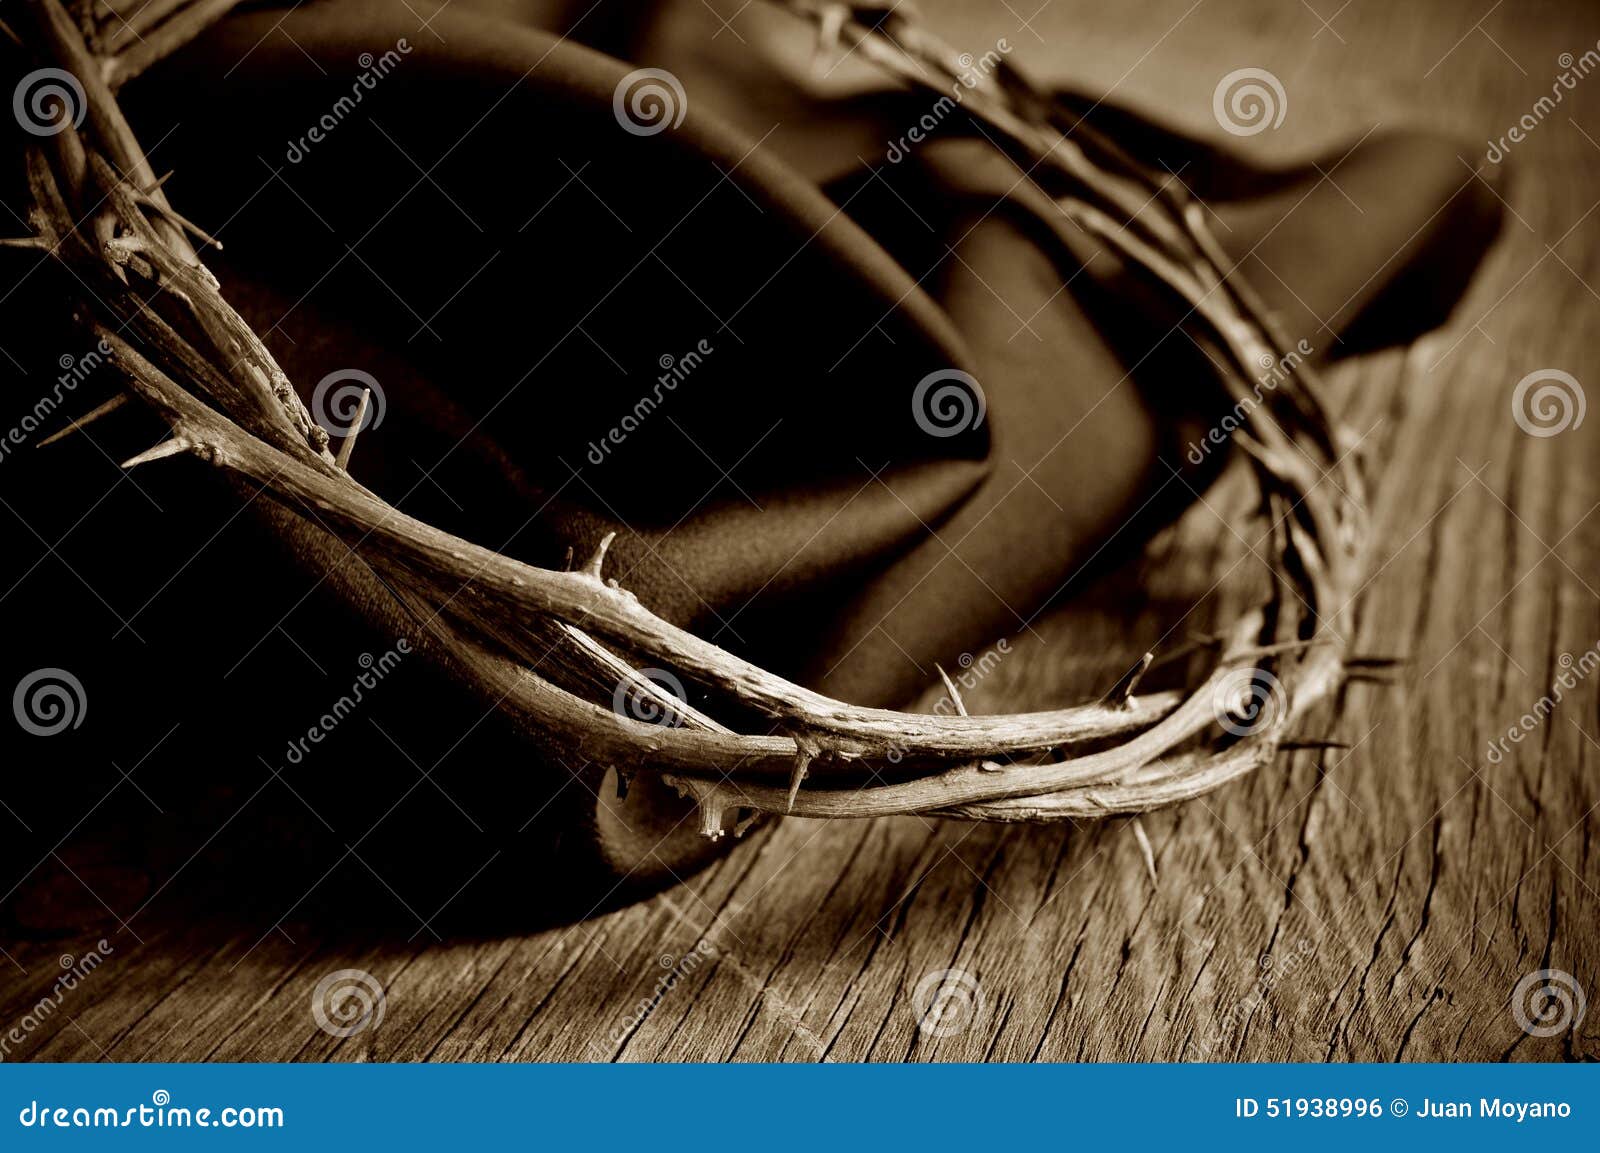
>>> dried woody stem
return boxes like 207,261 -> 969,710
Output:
10,0 -> 1367,836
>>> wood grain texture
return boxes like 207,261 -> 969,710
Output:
3,0 -> 1598,1062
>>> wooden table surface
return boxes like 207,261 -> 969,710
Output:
4,0 -> 1598,1062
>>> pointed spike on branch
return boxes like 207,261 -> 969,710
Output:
1345,653 -> 1405,668
135,193 -> 222,250
1217,637 -> 1333,664
121,435 -> 194,469
733,807 -> 761,838
662,775 -> 729,840
1101,651 -> 1154,708
935,663 -> 969,717
332,387 -> 370,471
37,394 -> 128,447
1130,817 -> 1158,887
785,744 -> 816,813
1344,667 -> 1402,685
580,531 -> 616,582
0,236 -> 47,250
699,797 -> 728,840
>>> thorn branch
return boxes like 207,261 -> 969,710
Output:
121,434 -> 194,469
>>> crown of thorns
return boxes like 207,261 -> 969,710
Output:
8,0 -> 1375,840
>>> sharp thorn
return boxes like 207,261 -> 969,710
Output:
1345,653 -> 1406,668
1220,637 -> 1333,662
935,663 -> 969,716
121,435 -> 193,469
1130,817 -> 1158,886
0,236 -> 47,250
698,798 -> 727,840
1147,635 -> 1214,673
1344,669 -> 1402,684
136,193 -> 221,249
785,747 -> 814,813
37,394 -> 128,447
1101,651 -> 1153,708
332,388 -> 370,471
562,546 -> 574,571
581,531 -> 616,582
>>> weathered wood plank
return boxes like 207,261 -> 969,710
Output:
2,0 -> 1597,1063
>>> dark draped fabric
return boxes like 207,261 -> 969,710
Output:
0,0 -> 1502,921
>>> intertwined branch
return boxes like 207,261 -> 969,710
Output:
6,0 -> 1371,837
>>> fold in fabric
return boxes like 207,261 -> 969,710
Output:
123,0 -> 1502,712
0,0 -> 1504,904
